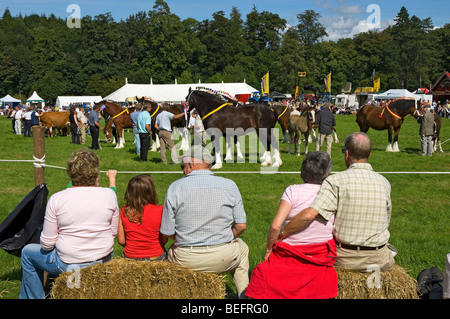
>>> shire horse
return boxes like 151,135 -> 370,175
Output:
95,100 -> 134,149
356,98 -> 423,152
432,113 -> 443,153
135,97 -> 190,152
271,104 -> 292,143
288,106 -> 315,156
186,88 -> 282,169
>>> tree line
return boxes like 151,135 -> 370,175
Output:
0,0 -> 448,104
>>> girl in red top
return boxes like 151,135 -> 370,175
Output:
118,174 -> 168,260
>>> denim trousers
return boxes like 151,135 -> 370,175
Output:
133,127 -> 141,155
19,243 -> 112,299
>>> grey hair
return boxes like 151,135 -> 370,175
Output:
300,151 -> 332,184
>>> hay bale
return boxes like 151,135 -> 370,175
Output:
50,258 -> 226,299
336,264 -> 419,299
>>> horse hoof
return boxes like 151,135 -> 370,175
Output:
114,145 -> 124,149
211,164 -> 222,170
261,161 -> 271,167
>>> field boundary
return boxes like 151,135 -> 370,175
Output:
1,159 -> 450,174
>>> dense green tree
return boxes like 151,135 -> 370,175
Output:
0,3 -> 447,102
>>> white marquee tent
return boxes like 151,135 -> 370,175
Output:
374,89 -> 421,101
26,91 -> 45,107
0,94 -> 21,106
103,82 -> 258,103
55,96 -> 103,109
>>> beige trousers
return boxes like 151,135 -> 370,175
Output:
158,130 -> 177,164
316,133 -> 333,155
334,244 -> 395,272
168,238 -> 250,298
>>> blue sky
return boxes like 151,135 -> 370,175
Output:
0,0 -> 448,40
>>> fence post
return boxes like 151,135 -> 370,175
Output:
32,125 -> 45,186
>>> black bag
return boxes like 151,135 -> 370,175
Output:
0,183 -> 48,257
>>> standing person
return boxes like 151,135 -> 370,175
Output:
78,108 -> 88,144
23,107 -> 32,137
189,110 -> 206,147
137,104 -> 152,161
245,152 -> 337,299
130,105 -> 142,156
19,149 -> 119,299
419,105 -> 435,156
88,104 -> 105,150
14,106 -> 23,135
315,102 -> 336,156
154,110 -> 185,164
69,106 -> 80,144
8,107 -> 17,134
160,145 -> 249,298
117,174 -> 167,261
281,132 -> 395,272
30,106 -> 40,135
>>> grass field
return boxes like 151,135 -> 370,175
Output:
0,113 -> 449,299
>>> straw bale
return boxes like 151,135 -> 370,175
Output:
50,258 -> 226,299
336,264 -> 419,299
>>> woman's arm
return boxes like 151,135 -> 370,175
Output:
264,200 -> 291,260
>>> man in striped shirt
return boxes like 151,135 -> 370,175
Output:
281,132 -> 395,272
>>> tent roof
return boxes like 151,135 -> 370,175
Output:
103,82 -> 258,103
0,94 -> 21,103
26,91 -> 45,102
374,89 -> 420,100
55,96 -> 103,107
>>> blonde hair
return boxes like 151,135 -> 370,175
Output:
66,149 -> 100,186
123,174 -> 158,224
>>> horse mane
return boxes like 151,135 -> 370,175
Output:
195,87 -> 237,102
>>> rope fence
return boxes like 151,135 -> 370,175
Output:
1,158 -> 450,175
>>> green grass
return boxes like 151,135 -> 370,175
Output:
1,114 -> 449,299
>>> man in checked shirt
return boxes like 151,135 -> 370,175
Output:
280,132 -> 396,272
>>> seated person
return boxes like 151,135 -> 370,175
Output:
160,145 -> 249,299
245,151 -> 337,299
19,149 -> 119,299
117,174 -> 167,261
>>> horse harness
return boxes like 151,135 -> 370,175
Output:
201,102 -> 233,121
378,98 -> 419,120
112,108 -> 130,119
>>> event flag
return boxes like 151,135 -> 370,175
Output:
261,72 -> 269,94
373,77 -> 381,92
324,72 -> 331,93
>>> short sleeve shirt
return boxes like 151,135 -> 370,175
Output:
160,170 -> 246,246
137,111 -> 151,133
156,111 -> 174,132
310,163 -> 391,247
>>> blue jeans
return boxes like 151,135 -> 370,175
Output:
19,243 -> 112,299
133,127 -> 140,155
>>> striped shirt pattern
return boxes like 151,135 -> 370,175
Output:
160,170 -> 246,246
311,163 -> 391,247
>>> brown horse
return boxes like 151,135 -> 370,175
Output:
288,107 -> 314,156
271,104 -> 292,143
95,100 -> 134,149
356,99 -> 423,152
186,88 -> 282,169
432,113 -> 443,153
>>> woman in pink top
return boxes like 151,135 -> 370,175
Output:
19,149 -> 119,299
246,151 -> 337,299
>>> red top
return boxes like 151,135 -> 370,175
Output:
120,204 -> 165,258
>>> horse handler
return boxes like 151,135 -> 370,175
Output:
154,110 -> 185,164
